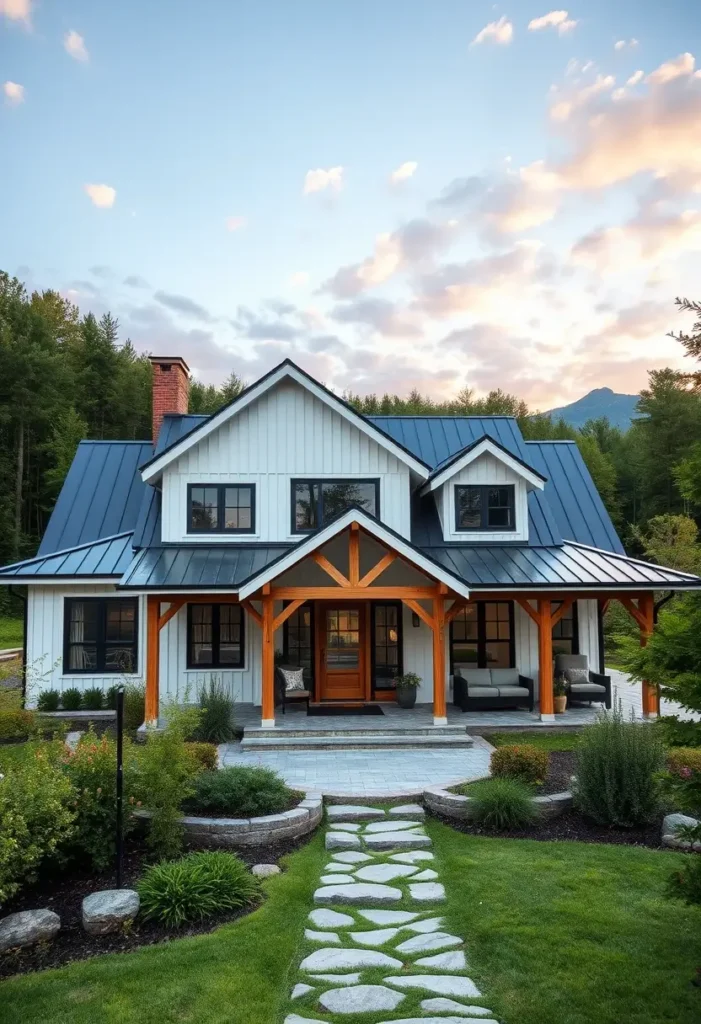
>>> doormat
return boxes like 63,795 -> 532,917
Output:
307,704 -> 385,717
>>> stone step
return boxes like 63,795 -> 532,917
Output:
244,724 -> 468,738
241,732 -> 474,750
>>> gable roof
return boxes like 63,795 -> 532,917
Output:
140,360 -> 432,483
39,441 -> 152,556
419,435 -> 546,495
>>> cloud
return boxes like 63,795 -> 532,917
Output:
303,166 -> 344,195
549,74 -> 616,122
84,184 -> 116,208
64,30 -> 88,61
0,0 -> 31,25
231,305 -> 301,341
471,16 -> 513,46
2,80 -> 24,104
614,38 -> 638,51
571,209 -> 701,269
390,161 -> 418,185
123,274 -> 150,289
89,265 -> 113,279
225,215 -> 246,232
528,10 -> 578,34
646,52 -> 695,85
330,297 -> 423,338
627,70 -> 644,86
288,271 -> 309,288
154,291 -> 214,323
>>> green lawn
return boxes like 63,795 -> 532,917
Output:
484,729 -> 582,751
0,617 -> 23,648
3,820 -> 700,1023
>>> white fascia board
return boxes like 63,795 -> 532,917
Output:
420,438 -> 546,495
141,363 -> 430,483
237,508 -> 471,600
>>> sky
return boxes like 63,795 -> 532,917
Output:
1,0 -> 701,409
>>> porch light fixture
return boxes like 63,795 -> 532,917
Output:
412,612 -> 421,628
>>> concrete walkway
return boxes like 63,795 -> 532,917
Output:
284,804 -> 500,1023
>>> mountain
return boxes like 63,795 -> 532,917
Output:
543,387 -> 640,431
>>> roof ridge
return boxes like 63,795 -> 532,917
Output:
0,531 -> 133,572
525,439 -> 576,445
368,414 -> 517,420
78,439 -> 152,445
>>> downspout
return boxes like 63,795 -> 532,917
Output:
653,591 -> 674,624
8,584 -> 28,707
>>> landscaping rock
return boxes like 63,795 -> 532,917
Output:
662,812 -> 701,849
391,850 -> 434,863
324,862 -> 357,873
358,909 -> 420,925
421,997 -> 492,1015
304,928 -> 341,944
411,868 -> 439,881
320,874 -> 356,885
365,832 -> 432,850
309,972 -> 361,985
82,889 -> 140,936
326,832 -> 362,851
389,803 -> 424,819
354,863 -> 418,883
327,805 -> 386,822
314,883 -> 403,905
300,947 -> 402,971
291,983 -> 314,999
409,882 -> 445,901
364,820 -> 424,833
0,909 -> 60,952
308,909 -> 354,928
349,927 -> 400,945
332,822 -> 361,832
331,850 -> 373,863
416,950 -> 467,969
319,984 -> 405,1013
405,916 -> 443,933
385,975 -> 481,997
252,863 -> 281,877
395,931 -> 463,954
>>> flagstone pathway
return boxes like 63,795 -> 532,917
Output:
283,803 -> 501,1023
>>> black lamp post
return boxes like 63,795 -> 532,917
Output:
115,685 -> 125,888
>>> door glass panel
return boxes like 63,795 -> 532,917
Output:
372,602 -> 401,691
326,608 -> 360,668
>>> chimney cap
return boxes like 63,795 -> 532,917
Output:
148,355 -> 190,375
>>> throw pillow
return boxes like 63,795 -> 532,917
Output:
280,667 -> 305,692
564,667 -> 589,686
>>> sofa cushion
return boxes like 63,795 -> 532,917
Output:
495,685 -> 530,698
490,668 -> 520,687
570,682 -> 606,694
467,686 -> 500,697
460,668 -> 492,688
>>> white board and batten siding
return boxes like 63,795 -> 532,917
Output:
438,452 -> 529,543
160,381 -> 413,543
513,598 -> 601,691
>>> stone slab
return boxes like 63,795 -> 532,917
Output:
365,832 -> 432,850
325,862 -> 357,873
358,909 -> 420,925
405,916 -> 443,934
309,972 -> 361,985
326,832 -> 362,851
411,868 -> 439,881
355,863 -> 418,883
409,882 -> 445,901
364,820 -> 424,833
319,984 -> 405,1013
332,822 -> 361,832
321,874 -> 355,885
301,948 -> 402,971
416,950 -> 467,970
291,983 -> 314,999
328,805 -> 387,822
396,931 -> 463,954
421,998 -> 493,1016
389,803 -> 425,819
349,927 -> 399,946
379,1019 -> 496,1024
304,928 -> 341,944
391,850 -> 434,863
309,909 -> 355,928
332,850 -> 373,863
314,883 -> 402,905
385,975 -> 481,998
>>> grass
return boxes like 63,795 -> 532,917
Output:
484,729 -> 582,751
0,617 -> 23,648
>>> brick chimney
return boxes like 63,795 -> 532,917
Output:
149,356 -> 190,442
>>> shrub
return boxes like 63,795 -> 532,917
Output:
469,777 -> 539,830
123,684 -> 145,732
192,677 -> 236,743
138,850 -> 261,928
0,746 -> 75,904
37,689 -> 60,712
491,744 -> 549,786
133,703 -> 203,858
667,748 -> 701,776
573,703 -> 665,827
187,765 -> 295,817
0,708 -> 35,742
81,687 -> 104,711
61,687 -> 83,711
61,730 -> 136,872
105,685 -> 120,710
666,856 -> 701,907
185,742 -> 218,771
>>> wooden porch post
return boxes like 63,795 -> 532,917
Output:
639,592 -> 658,717
537,597 -> 554,721
145,595 -> 160,726
432,595 -> 447,725
261,590 -> 275,728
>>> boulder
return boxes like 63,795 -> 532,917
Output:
252,863 -> 281,877
0,909 -> 60,953
662,812 -> 701,850
82,889 -> 140,936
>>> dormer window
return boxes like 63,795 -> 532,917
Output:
292,479 -> 379,533
455,485 -> 515,532
188,484 -> 255,534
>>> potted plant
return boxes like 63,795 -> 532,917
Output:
553,674 -> 568,714
393,672 -> 422,710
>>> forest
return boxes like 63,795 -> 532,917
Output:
1,270 -> 701,625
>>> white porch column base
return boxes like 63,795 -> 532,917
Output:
539,713 -> 556,723
260,719 -> 276,729
643,711 -> 658,720
433,716 -> 448,726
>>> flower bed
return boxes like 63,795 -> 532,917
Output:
424,781 -> 573,821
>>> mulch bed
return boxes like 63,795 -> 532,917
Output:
540,750 -> 576,795
0,829 -> 315,980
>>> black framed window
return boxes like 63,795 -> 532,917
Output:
552,600 -> 579,656
450,601 -> 514,670
292,479 -> 379,533
187,604 -> 245,668
372,602 -> 403,693
64,598 -> 138,674
282,603 -> 314,685
188,484 -> 255,534
454,485 -> 516,531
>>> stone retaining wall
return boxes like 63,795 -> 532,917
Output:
424,783 -> 572,820
135,795 -> 323,848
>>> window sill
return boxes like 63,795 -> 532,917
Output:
184,667 -> 246,673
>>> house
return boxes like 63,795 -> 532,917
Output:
1,355 -> 699,731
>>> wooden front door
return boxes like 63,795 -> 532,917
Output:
317,603 -> 366,701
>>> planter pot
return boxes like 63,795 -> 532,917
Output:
554,695 -> 568,714
396,684 -> 418,709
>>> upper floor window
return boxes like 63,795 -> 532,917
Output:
455,485 -> 515,532
188,484 -> 255,534
64,597 -> 138,674
292,479 -> 379,533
